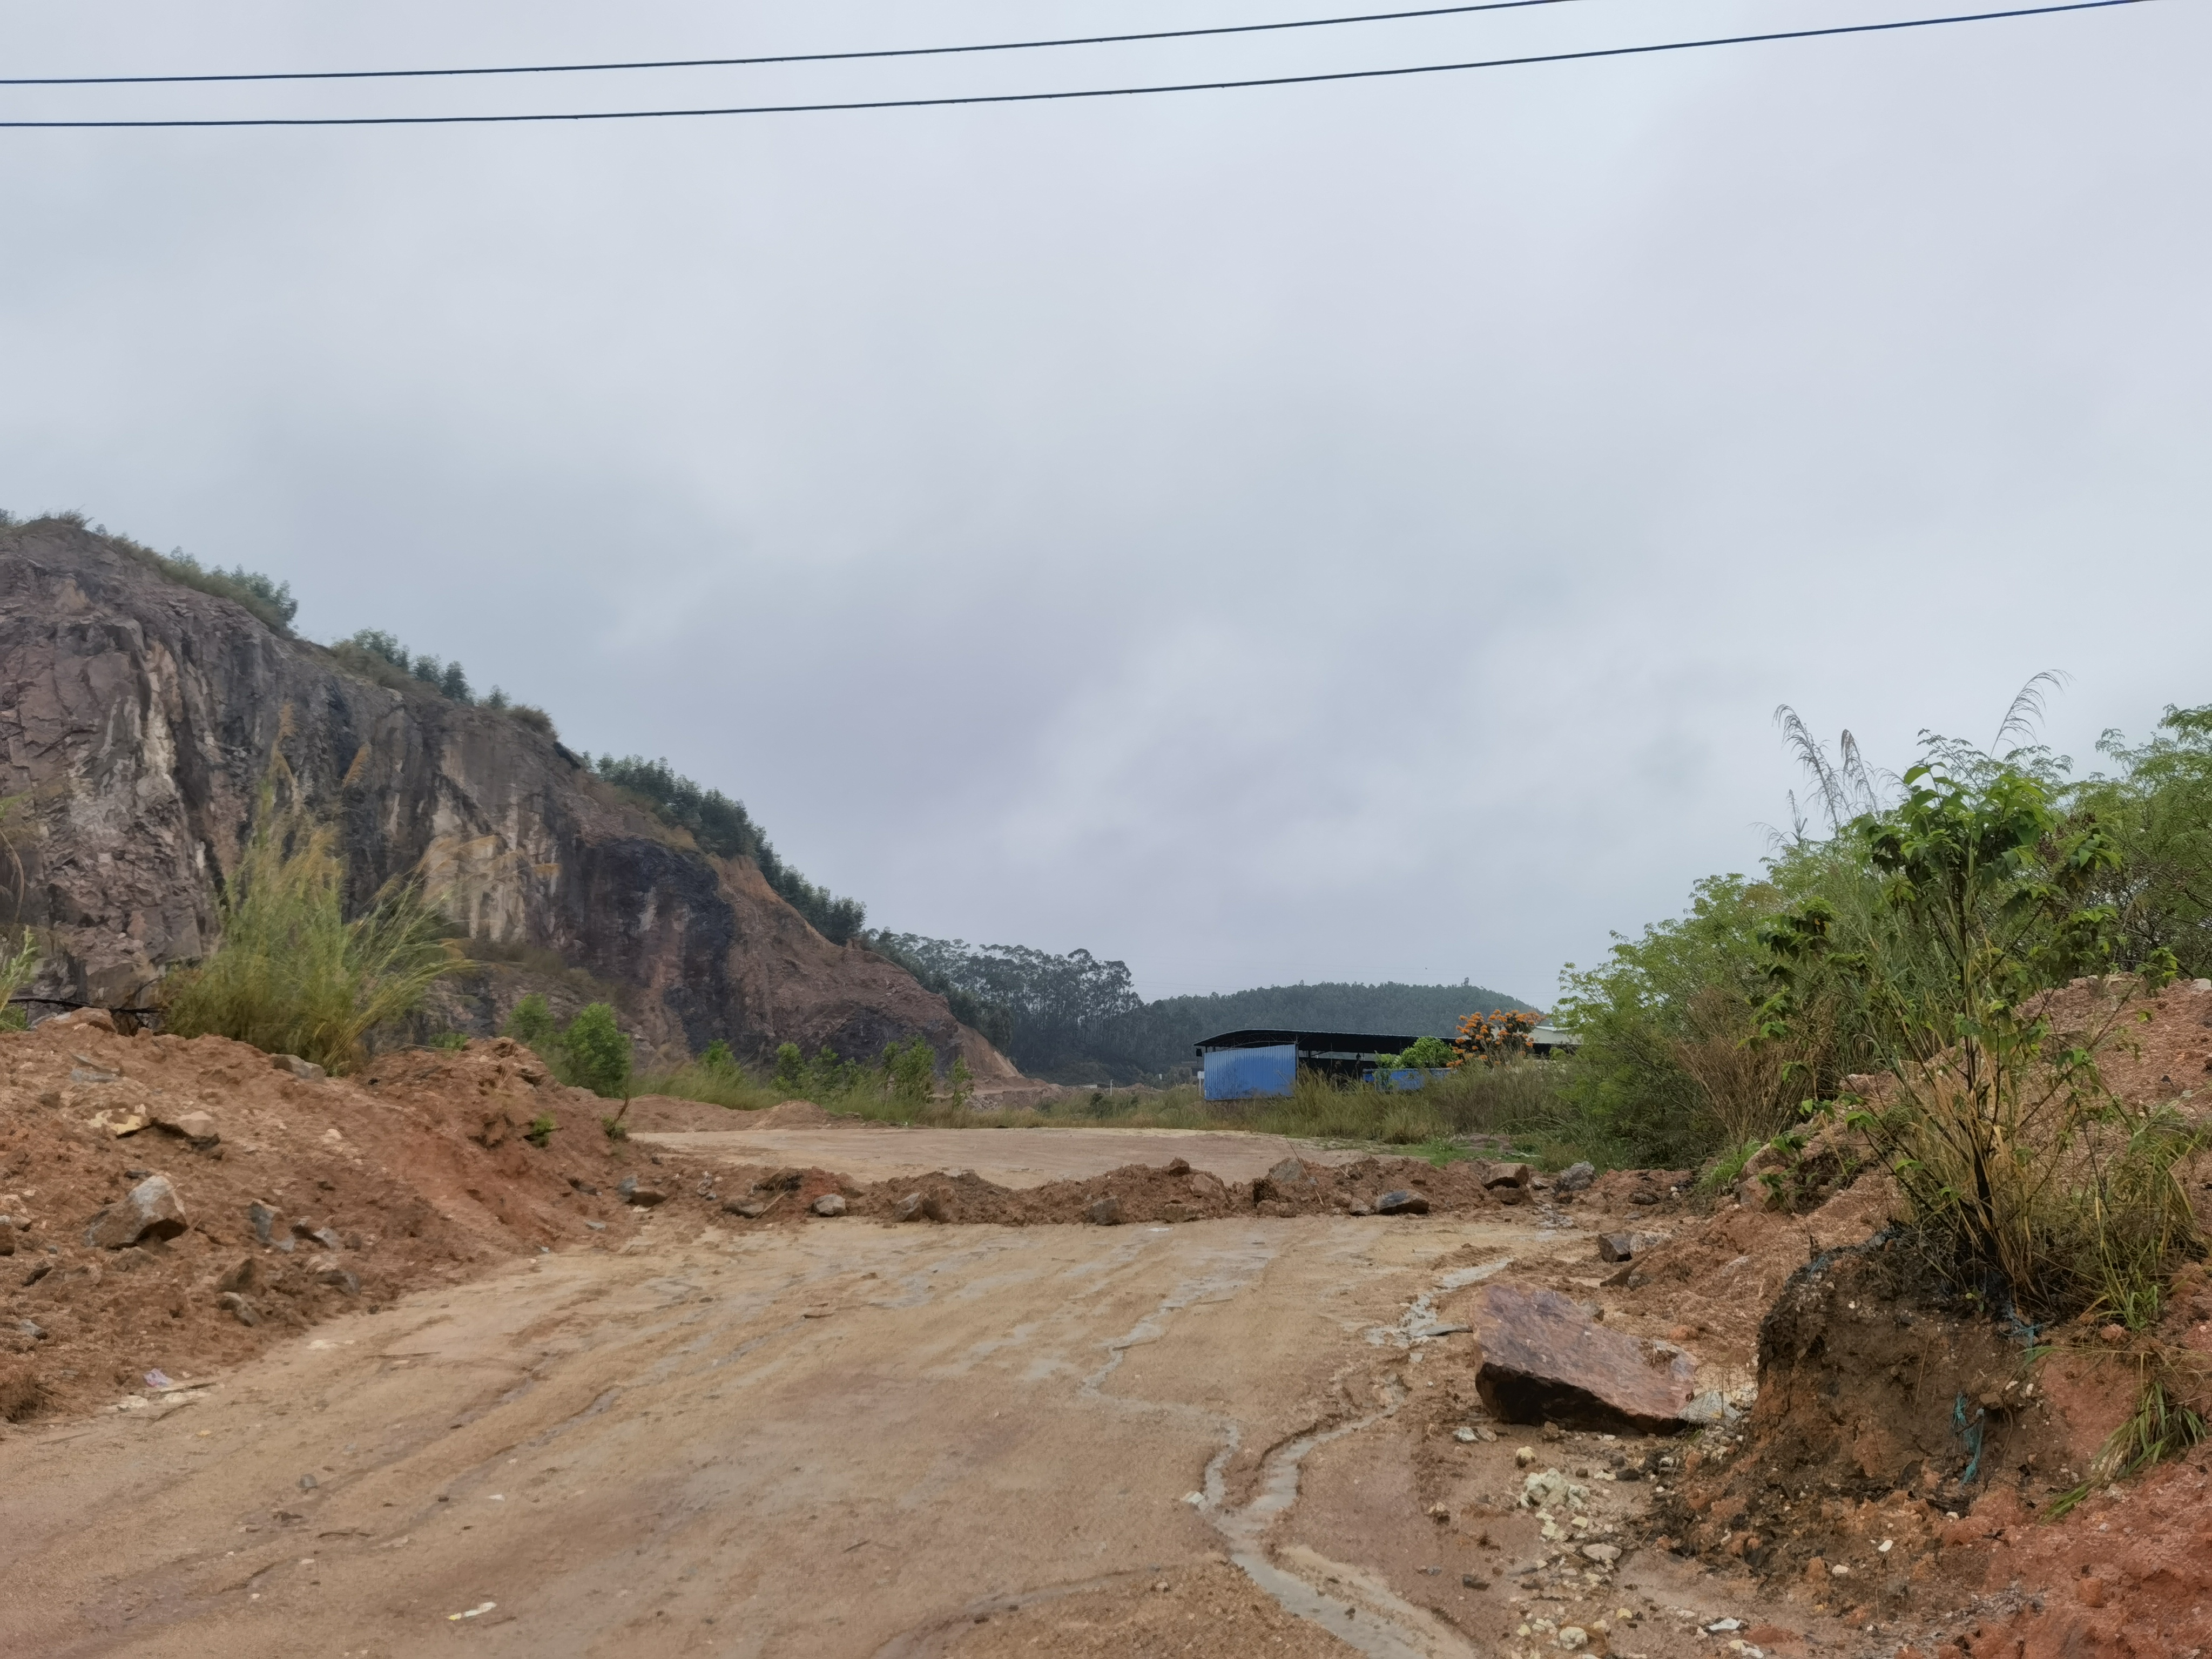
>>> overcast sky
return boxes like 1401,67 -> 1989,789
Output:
3,0 -> 2206,1004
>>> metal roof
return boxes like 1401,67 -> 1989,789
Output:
1193,1029 -> 1425,1058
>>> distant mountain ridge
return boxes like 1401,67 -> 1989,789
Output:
868,932 -> 1533,1083
1147,981 -> 1535,1041
1085,981 -> 1533,1084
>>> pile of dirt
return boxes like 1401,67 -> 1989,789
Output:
618,1096 -> 848,1133
2030,973 -> 2212,1104
706,1153 -> 1516,1228
0,1021 -> 726,1421
1609,1174 -> 1898,1373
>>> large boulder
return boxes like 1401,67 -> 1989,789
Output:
84,1175 -> 188,1249
1469,1283 -> 1696,1433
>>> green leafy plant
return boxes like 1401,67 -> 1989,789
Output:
504,994 -> 558,1047
160,744 -> 456,1073
1758,748 -> 2192,1319
881,1035 -> 936,1109
525,1113 -> 557,1148
562,1002 -> 633,1101
429,1030 -> 469,1051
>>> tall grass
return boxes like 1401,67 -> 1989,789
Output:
161,748 -> 455,1073
0,929 -> 37,1032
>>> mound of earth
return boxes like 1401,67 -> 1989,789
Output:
0,1021 -> 728,1421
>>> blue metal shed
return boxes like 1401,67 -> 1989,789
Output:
1193,1029 -> 1425,1101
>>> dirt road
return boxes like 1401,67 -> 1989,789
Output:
1,1200 -> 1845,1659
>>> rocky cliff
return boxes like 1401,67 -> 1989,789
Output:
0,520 -> 1016,1077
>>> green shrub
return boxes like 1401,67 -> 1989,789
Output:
504,994 -> 558,1047
429,1030 -> 469,1050
1759,751 -> 2196,1321
772,1041 -> 806,1093
525,1114 -> 557,1148
159,752 -> 454,1071
562,1003 -> 632,1100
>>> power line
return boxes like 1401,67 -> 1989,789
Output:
0,1 -> 1591,88
0,0 -> 2151,129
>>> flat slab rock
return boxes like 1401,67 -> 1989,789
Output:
1470,1283 -> 1696,1434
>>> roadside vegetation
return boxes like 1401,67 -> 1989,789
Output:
158,748 -> 455,1072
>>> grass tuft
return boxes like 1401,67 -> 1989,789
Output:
159,741 -> 455,1073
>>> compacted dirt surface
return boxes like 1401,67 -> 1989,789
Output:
8,993 -> 2212,1656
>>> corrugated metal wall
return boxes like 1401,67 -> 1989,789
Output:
1203,1043 -> 1298,1101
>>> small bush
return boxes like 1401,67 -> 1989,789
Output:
562,1003 -> 632,1100
504,994 -> 558,1047
525,1114 -> 557,1148
429,1030 -> 469,1050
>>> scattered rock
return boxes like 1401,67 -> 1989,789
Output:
18,1319 -> 46,1341
921,1191 -> 950,1223
1164,1158 -> 1190,1175
1555,1626 -> 1588,1651
1581,1543 -> 1621,1566
1680,1390 -> 1739,1426
84,1175 -> 188,1249
1461,1573 -> 1487,1589
270,1054 -> 327,1082
215,1258 -> 259,1294
299,1473 -> 318,1490
1480,1161 -> 1533,1189
217,1291 -> 259,1326
1555,1162 -> 1596,1194
53,1007 -> 118,1034
1515,1446 -> 1537,1468
152,1108 -> 220,1147
723,1197 -> 770,1219
1596,1231 -> 1667,1263
810,1193 -> 847,1218
1374,1189 -> 1431,1216
1469,1283 -> 1697,1433
319,1267 -> 361,1294
291,1220 -> 343,1250
1254,1158 -> 1317,1202
1087,1195 -> 1123,1226
0,1219 -> 12,1257
247,1202 -> 278,1244
616,1178 -> 667,1208
1454,1426 -> 1478,1442
892,1192 -> 926,1223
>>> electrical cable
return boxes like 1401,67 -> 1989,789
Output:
0,1 -> 1592,88
0,0 -> 2152,128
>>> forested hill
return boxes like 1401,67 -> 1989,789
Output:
867,933 -> 1531,1083
1147,982 -> 1534,1042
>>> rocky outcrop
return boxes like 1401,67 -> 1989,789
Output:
0,520 -> 1016,1076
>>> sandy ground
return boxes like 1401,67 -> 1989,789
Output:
635,1124 -> 1370,1189
0,1178 -> 1878,1659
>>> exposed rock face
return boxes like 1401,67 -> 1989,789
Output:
0,521 -> 1015,1076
